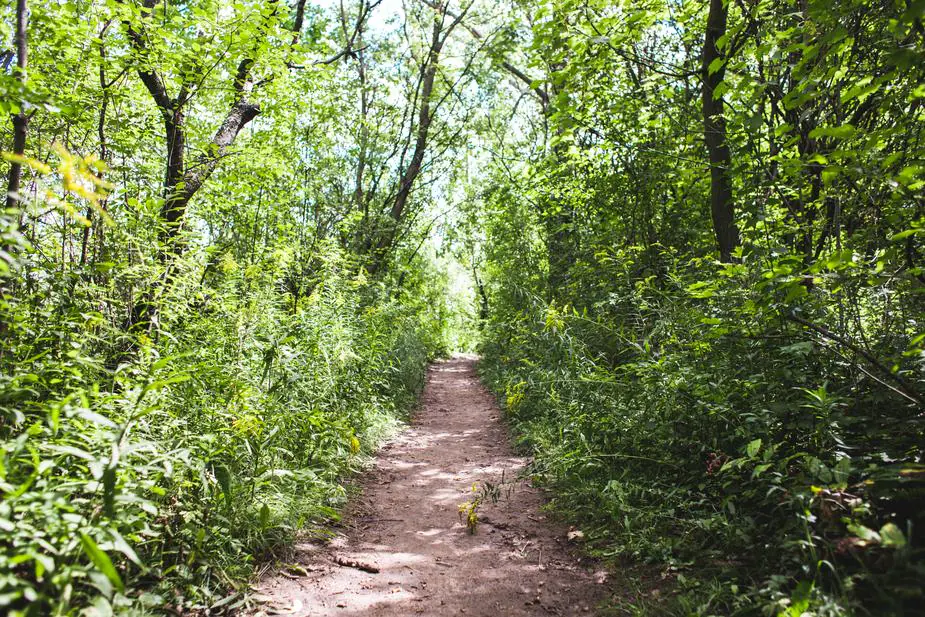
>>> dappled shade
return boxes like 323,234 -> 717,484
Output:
253,358 -> 606,616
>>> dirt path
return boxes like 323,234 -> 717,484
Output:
248,356 -> 610,616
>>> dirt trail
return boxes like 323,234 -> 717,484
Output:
248,356 -> 609,616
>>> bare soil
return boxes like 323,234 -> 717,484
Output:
247,356 -> 610,616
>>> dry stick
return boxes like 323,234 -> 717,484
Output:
332,555 -> 380,574
854,363 -> 922,409
786,312 -> 923,407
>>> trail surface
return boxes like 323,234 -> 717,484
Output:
249,356 -> 609,616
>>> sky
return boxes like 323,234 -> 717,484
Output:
314,0 -> 406,34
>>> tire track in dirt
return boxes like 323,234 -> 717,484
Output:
247,356 -> 609,616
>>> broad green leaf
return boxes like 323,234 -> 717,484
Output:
879,523 -> 906,548
808,125 -> 856,140
80,532 -> 124,593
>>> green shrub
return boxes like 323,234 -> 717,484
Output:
480,247 -> 924,616
0,238 -> 444,615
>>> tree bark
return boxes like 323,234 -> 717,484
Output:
120,0 -> 262,331
701,0 -> 738,262
542,4 -> 577,301
5,0 -> 28,211
387,20 -> 442,225
81,25 -> 112,268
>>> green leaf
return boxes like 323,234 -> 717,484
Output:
84,595 -> 114,617
80,532 -> 124,594
746,438 -> 762,458
890,228 -> 923,241
48,444 -> 96,461
806,153 -> 828,165
32,551 -> 55,578
212,463 -> 232,508
107,529 -> 143,568
789,580 -> 813,616
848,523 -> 880,543
841,79 -> 879,103
808,124 -> 856,140
147,374 -> 191,390
879,523 -> 907,548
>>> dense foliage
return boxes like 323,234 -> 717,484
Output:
1,241 -> 442,613
0,0 -> 471,613
2,0 -> 924,615
473,0 -> 925,614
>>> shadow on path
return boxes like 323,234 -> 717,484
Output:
248,356 -> 609,616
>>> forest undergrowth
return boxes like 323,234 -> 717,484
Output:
1,206 -> 451,614
479,243 -> 924,616
464,1 -> 925,614
2,0 -> 925,615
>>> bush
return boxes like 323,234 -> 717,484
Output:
479,246 -> 924,616
0,236 -> 444,615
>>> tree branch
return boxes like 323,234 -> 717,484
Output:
787,312 -> 923,407
416,0 -> 549,109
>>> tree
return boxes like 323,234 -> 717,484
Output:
4,0 -> 27,210
118,0 -> 309,329
361,1 -> 473,274
701,0 -> 738,262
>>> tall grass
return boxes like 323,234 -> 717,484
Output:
0,233 -> 445,615
480,250 -> 923,616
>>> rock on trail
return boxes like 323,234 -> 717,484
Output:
246,356 -> 609,616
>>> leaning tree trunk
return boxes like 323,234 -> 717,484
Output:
701,0 -> 738,262
366,10 -> 449,274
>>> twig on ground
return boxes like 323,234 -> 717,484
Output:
332,555 -> 380,573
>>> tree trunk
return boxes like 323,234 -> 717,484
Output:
120,0 -> 262,332
545,158 -> 575,299
161,108 -> 187,256
81,28 -> 112,268
543,7 -> 576,301
701,0 -> 738,262
367,13 -> 446,273
5,0 -> 28,211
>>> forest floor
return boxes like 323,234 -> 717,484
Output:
245,356 -> 611,616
